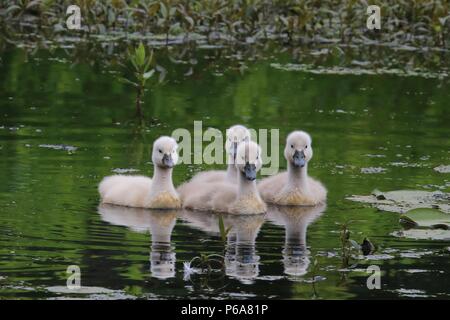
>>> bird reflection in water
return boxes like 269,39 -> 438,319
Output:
267,203 -> 326,278
98,204 -> 178,280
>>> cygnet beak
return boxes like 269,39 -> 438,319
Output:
243,162 -> 257,181
162,154 -> 174,168
293,150 -> 306,168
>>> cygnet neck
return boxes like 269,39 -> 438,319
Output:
152,165 -> 174,191
238,171 -> 258,198
285,222 -> 308,247
149,216 -> 176,243
235,226 -> 260,244
287,161 -> 308,190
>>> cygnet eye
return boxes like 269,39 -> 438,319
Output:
159,149 -> 162,153
291,144 -> 294,148
305,145 -> 308,149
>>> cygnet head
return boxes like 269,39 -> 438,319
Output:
152,136 -> 179,169
284,131 -> 313,168
235,141 -> 262,181
225,125 -> 251,162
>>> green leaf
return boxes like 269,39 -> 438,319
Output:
6,5 -> 22,15
129,53 -> 138,71
144,50 -> 154,72
26,0 -> 42,9
185,16 -> 194,28
160,2 -> 168,19
143,70 -> 155,80
117,77 -> 138,87
135,43 -> 146,67
218,215 -> 226,242
156,64 -> 167,84
330,46 -> 345,58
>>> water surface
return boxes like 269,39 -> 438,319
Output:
0,48 -> 449,299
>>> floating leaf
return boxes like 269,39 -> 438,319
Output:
392,229 -> 450,241
47,286 -> 115,294
400,208 -> 450,230
434,165 -> 450,173
361,167 -> 387,174
347,190 -> 450,214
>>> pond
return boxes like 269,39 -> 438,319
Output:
0,47 -> 449,299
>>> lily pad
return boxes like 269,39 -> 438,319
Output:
391,229 -> 450,241
400,208 -> 450,230
346,190 -> 450,214
361,167 -> 387,174
434,165 -> 450,173
46,286 -> 115,294
39,144 -> 77,153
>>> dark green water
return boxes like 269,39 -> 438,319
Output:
0,47 -> 449,299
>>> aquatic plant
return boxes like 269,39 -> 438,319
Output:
218,214 -> 232,243
182,215 -> 231,290
188,253 -> 225,274
1,0 -> 448,50
338,220 -> 376,271
347,189 -> 450,214
183,253 -> 228,292
120,42 -> 155,117
1,0 -> 449,83
310,258 -> 320,299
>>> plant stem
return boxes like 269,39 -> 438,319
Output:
135,85 -> 143,117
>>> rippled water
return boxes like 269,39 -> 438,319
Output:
0,48 -> 449,299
